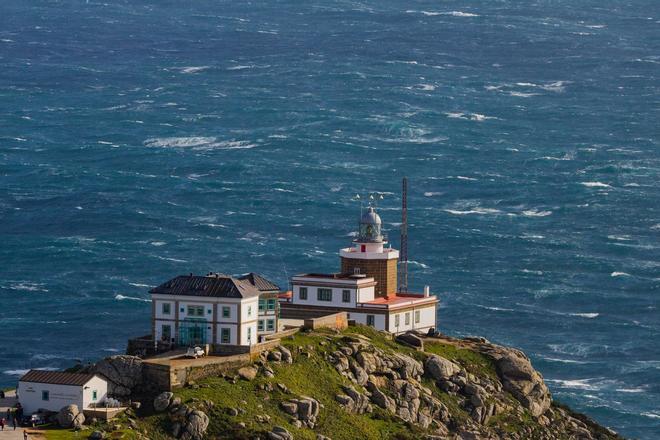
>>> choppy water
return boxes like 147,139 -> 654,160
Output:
1,0 -> 659,437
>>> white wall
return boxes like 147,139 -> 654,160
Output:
356,286 -> 375,303
18,382 -> 83,414
388,304 -> 436,334
151,295 -> 259,347
239,320 -> 258,346
154,319 -> 175,342
348,312 -> 387,331
178,301 -> 213,322
215,323 -> 238,345
154,300 -> 175,320
82,376 -> 108,409
293,284 -> 357,308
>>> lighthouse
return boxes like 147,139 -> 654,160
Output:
339,206 -> 400,298
280,200 -> 438,335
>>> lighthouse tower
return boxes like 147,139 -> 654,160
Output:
340,207 -> 400,298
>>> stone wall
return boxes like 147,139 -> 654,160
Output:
303,312 -> 349,331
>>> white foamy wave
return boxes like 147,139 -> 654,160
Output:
521,269 -> 544,275
444,112 -> 497,121
406,10 -> 479,17
444,207 -> 501,215
179,66 -> 210,74
546,378 -> 601,391
3,369 -> 29,376
145,136 -> 216,148
129,282 -> 152,288
611,272 -> 630,277
424,192 -> 443,197
616,388 -> 644,393
508,91 -> 538,98
150,241 -> 166,246
273,188 -> 294,193
475,304 -> 514,312
581,181 -> 611,188
607,235 -> 631,241
4,367 -> 58,376
642,412 -> 660,419
144,137 -> 258,150
2,282 -> 49,292
406,260 -> 430,269
456,176 -> 477,181
540,356 -> 588,364
115,294 -> 151,302
522,209 -> 552,217
569,312 -> 599,319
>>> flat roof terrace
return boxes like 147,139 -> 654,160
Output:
359,293 -> 438,310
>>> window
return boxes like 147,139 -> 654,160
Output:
222,306 -> 230,318
299,287 -> 308,300
258,320 -> 264,331
258,299 -> 265,312
162,303 -> 171,315
342,290 -> 351,303
187,305 -> 204,317
317,288 -> 332,302
353,267 -> 361,274
247,327 -> 252,342
395,314 -> 400,327
415,310 -> 420,324
220,328 -> 231,344
92,390 -> 98,401
42,391 -> 49,401
366,315 -> 375,327
248,305 -> 252,317
162,325 -> 172,341
405,312 -> 410,325
267,299 -> 276,310
266,319 -> 275,331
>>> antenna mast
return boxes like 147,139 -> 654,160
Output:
399,177 -> 408,293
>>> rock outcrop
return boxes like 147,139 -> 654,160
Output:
57,404 -> 85,429
91,355 -> 143,396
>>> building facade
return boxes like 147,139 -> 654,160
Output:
238,272 -> 281,336
281,206 -> 438,334
150,274 -> 260,347
18,370 -> 107,415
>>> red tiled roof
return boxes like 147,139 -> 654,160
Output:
19,370 -> 97,386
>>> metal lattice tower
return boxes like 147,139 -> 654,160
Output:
399,177 -> 408,293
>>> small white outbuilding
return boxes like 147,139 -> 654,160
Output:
17,370 -> 108,415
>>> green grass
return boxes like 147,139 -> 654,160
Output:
166,331 -> 423,440
424,342 -> 498,380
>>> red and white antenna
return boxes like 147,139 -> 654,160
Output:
399,177 -> 408,293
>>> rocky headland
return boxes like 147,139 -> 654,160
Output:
71,326 -> 623,440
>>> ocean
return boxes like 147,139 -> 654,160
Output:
1,0 -> 658,437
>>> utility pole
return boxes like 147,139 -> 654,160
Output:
399,177 -> 408,293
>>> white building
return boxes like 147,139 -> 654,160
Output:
281,206 -> 438,334
17,370 -> 107,415
238,273 -> 281,337
150,274 -> 260,347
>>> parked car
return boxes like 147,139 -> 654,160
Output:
185,346 -> 205,359
22,412 -> 47,427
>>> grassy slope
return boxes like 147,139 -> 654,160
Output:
39,326 -> 598,440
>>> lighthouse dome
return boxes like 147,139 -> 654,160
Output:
358,207 -> 384,243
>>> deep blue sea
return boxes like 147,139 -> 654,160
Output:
1,0 -> 658,437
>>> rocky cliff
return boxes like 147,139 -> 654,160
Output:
88,326 -> 623,440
